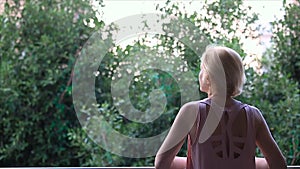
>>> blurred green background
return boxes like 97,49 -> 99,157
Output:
0,0 -> 299,166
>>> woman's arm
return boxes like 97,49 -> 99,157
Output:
256,114 -> 287,169
155,140 -> 185,169
171,156 -> 187,169
165,156 -> 268,169
155,102 -> 199,169
255,157 -> 269,169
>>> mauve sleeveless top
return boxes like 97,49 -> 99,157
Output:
187,98 -> 259,169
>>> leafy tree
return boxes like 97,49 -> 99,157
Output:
0,0 -> 108,166
272,0 -> 300,84
257,0 -> 300,164
1,0 -> 299,166
89,0 -> 261,166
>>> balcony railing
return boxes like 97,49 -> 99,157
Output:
4,166 -> 299,168
42,167 -> 297,168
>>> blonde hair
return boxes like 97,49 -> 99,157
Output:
201,45 -> 246,97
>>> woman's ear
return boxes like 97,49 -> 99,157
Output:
206,76 -> 210,85
206,76 -> 212,96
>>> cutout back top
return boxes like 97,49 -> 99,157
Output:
187,98 -> 260,169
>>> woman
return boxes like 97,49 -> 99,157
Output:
155,46 -> 286,169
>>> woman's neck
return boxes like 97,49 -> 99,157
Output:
208,94 -> 235,107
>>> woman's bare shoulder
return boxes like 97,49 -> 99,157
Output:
180,100 -> 204,112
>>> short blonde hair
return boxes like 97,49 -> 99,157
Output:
201,45 -> 246,97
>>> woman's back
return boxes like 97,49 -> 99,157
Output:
187,98 -> 260,169
155,46 -> 286,169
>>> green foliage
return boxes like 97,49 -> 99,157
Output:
90,0 -> 261,166
239,65 -> 300,165
272,0 -> 300,84
0,0 -> 107,166
258,0 -> 300,164
1,0 -> 299,166
234,1 -> 300,164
